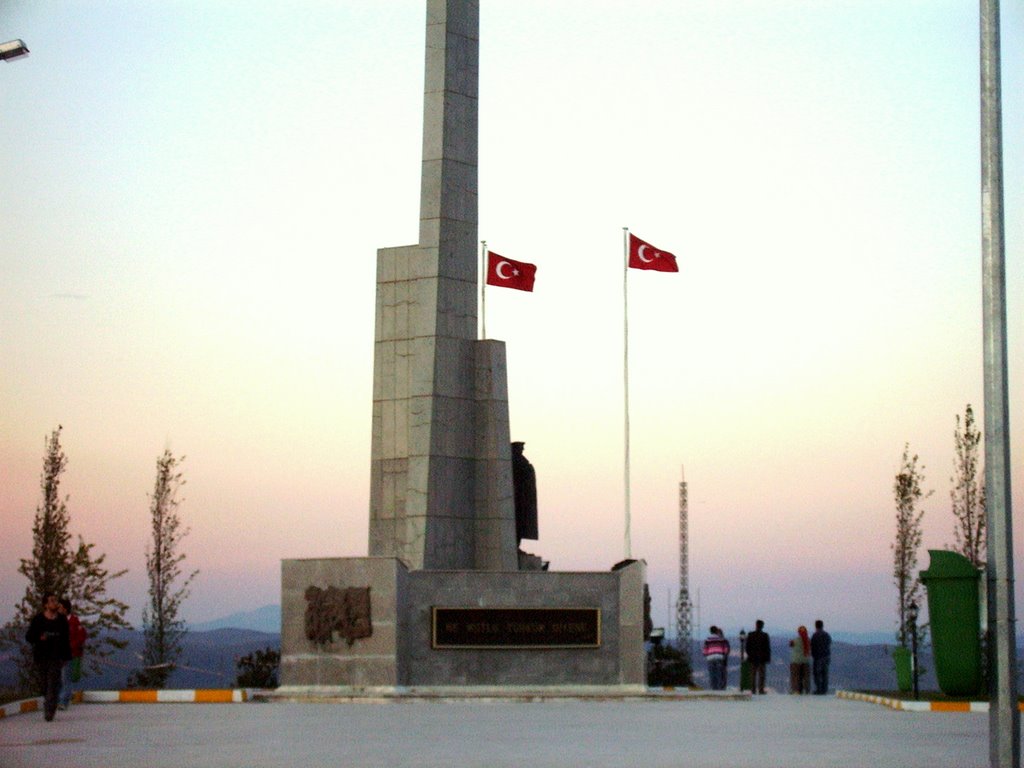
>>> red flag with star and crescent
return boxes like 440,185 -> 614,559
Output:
486,251 -> 537,292
628,233 -> 678,273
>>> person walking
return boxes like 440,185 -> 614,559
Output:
810,619 -> 832,695
746,619 -> 771,694
57,598 -> 87,710
789,626 -> 812,694
25,593 -> 71,721
702,626 -> 731,690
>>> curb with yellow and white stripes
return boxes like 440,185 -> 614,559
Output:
84,689 -> 248,704
6,687 -> 1013,717
0,697 -> 44,719
0,689 -> 249,719
837,689 -> 1022,712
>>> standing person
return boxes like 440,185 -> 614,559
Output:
57,598 -> 87,710
810,619 -> 832,695
746,619 -> 771,694
702,626 -> 731,690
789,626 -> 812,694
24,593 -> 71,721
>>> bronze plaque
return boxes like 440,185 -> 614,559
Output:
432,607 -> 600,649
304,585 -> 372,647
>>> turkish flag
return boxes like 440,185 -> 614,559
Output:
486,251 -> 536,292
628,233 -> 678,272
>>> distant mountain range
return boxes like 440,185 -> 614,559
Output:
186,605 -> 903,646
0,627 -> 279,691
2,624 -> 939,694
189,604 -> 280,634
0,603 -> 986,693
829,631 -> 899,645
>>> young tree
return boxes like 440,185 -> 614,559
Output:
129,450 -> 197,688
950,404 -> 986,568
892,444 -> 930,648
1,427 -> 130,690
235,647 -> 280,689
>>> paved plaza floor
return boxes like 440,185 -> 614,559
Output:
0,693 -> 997,768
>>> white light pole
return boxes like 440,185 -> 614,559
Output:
979,1 -> 1018,766
0,39 -> 30,62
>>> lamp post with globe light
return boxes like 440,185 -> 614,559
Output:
738,628 -> 749,692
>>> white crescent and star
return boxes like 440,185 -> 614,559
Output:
494,260 -> 519,280
636,244 -> 662,263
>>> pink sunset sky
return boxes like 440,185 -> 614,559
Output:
2,1 -> 1022,638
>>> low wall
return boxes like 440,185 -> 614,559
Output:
279,558 -> 645,691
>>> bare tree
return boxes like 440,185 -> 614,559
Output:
893,444 -> 930,648
1,427 -> 129,691
950,404 -> 986,568
130,450 -> 197,688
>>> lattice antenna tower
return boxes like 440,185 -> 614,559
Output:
675,465 -> 693,659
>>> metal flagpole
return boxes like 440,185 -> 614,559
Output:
979,2 -> 1018,766
623,226 -> 632,560
480,240 -> 487,340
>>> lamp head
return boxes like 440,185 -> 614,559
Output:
0,39 -> 30,61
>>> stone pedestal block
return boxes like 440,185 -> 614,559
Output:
279,558 -> 645,692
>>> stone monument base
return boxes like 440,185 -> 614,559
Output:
278,557 -> 645,691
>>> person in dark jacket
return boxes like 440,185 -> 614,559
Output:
25,593 -> 71,721
810,619 -> 833,695
746,619 -> 771,694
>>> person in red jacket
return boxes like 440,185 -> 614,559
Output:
58,598 -> 87,710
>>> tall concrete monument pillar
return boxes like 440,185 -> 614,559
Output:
369,0 -> 517,571
281,3 -> 645,694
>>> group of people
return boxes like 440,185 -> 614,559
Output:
787,621 -> 832,694
702,619 -> 832,695
24,593 -> 87,721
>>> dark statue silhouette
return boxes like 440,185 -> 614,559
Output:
511,441 -> 538,543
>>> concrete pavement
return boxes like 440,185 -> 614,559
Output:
0,692 -> 995,767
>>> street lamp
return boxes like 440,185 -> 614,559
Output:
908,601 -> 920,700
0,39 -> 30,61
738,628 -> 747,692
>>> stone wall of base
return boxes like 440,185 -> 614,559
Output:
281,557 -> 409,688
280,558 -> 645,689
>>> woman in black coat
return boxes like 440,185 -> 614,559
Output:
25,592 -> 71,721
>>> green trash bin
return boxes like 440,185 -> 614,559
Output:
919,549 -> 982,696
893,646 -> 913,692
739,659 -> 751,692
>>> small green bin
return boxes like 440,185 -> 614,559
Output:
919,549 -> 982,696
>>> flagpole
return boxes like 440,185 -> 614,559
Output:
622,226 -> 632,561
480,240 -> 487,340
